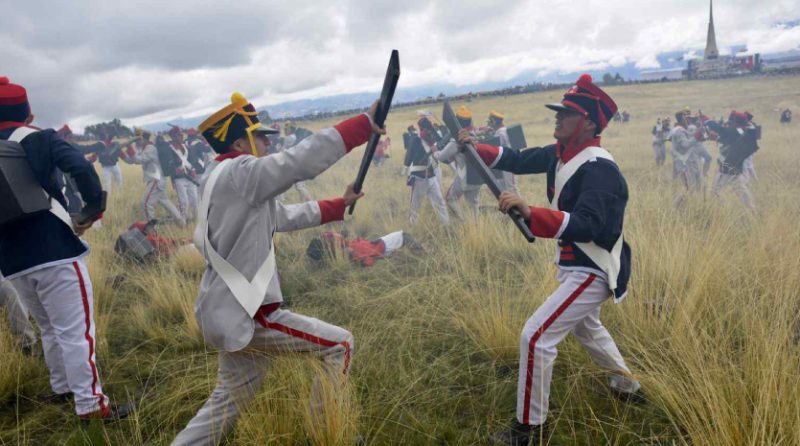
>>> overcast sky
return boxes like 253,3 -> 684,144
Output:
3,0 -> 798,131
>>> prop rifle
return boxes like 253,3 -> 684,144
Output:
441,101 -> 535,243
348,50 -> 400,215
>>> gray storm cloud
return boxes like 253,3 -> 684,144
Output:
1,0 -> 798,131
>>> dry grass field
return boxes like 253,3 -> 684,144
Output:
1,75 -> 800,445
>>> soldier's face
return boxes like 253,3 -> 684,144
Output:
253,133 -> 271,157
554,110 -> 583,140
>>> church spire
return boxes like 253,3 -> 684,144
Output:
704,0 -> 719,60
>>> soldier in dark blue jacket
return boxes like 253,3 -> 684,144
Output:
458,74 -> 641,445
706,110 -> 758,209
0,76 -> 133,421
83,132 -> 126,195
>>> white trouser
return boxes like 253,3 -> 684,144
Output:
0,278 -> 37,348
517,270 -> 639,426
409,176 -> 450,226
680,158 -> 702,191
445,176 -> 480,220
101,165 -> 122,194
652,142 -> 666,166
10,259 -> 108,415
695,144 -> 712,176
670,151 -> 683,180
173,177 -> 199,222
143,179 -> 185,225
172,308 -> 353,446
742,155 -> 757,182
712,171 -> 754,209
379,231 -> 405,256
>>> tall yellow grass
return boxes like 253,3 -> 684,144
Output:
1,75 -> 799,445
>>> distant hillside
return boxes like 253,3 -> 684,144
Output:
142,46 -> 797,132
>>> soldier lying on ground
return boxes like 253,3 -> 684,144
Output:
306,229 -> 424,267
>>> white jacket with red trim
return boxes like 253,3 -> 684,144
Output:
127,143 -> 162,183
195,114 -> 372,351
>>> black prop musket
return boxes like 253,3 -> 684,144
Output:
348,50 -> 400,215
441,101 -> 535,243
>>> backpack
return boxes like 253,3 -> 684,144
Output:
114,228 -> 155,263
0,138 -> 51,226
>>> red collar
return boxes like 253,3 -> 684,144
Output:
0,121 -> 25,132
556,137 -> 602,163
214,150 -> 248,161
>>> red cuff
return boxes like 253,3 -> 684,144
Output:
334,114 -> 372,153
529,207 -> 566,238
475,143 -> 500,166
318,198 -> 347,224
215,150 -> 247,161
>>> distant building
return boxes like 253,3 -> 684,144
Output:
686,0 -> 761,79
704,0 -> 719,60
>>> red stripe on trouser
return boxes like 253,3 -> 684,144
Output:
143,181 -> 157,220
255,316 -> 351,374
522,273 -> 596,424
72,262 -> 107,413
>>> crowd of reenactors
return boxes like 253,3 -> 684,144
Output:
2,66 -> 782,446
400,107 -> 527,223
650,106 -> 762,209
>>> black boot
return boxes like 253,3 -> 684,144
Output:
80,401 -> 136,424
489,420 -> 548,445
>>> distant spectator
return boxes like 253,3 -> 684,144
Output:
780,109 -> 792,124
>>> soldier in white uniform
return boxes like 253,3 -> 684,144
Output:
485,110 -> 520,195
171,92 -> 383,446
168,127 -> 200,222
404,115 -> 450,225
127,130 -> 185,226
651,117 -> 670,166
686,122 -> 713,193
669,112 -> 702,206
434,106 -> 483,219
